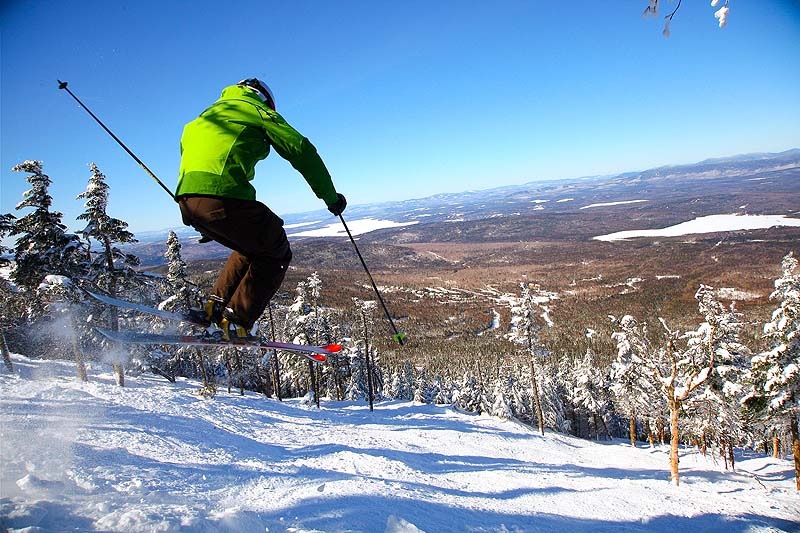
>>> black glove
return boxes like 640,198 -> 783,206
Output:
327,193 -> 347,216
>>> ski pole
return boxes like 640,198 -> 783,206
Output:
339,214 -> 406,345
57,80 -> 176,202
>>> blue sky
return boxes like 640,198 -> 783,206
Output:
2,1 -> 799,234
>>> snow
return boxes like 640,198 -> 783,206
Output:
287,218 -> 419,238
285,221 -> 323,230
2,354 -> 799,533
580,200 -> 649,210
594,214 -> 800,242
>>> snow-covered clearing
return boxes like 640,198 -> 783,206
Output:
1,354 -> 798,533
595,214 -> 800,242
287,218 -> 418,238
580,200 -> 649,210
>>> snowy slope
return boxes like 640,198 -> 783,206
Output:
1,355 -> 798,533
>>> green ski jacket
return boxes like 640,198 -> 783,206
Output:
176,84 -> 338,205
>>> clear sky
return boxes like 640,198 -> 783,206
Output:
1,1 -> 799,235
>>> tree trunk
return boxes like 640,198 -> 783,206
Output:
728,441 -> 735,472
790,415 -> 800,491
657,417 -> 667,445
112,363 -> 125,386
528,356 -> 545,436
103,240 -> 125,388
196,348 -> 209,387
266,305 -> 283,401
669,398 -> 680,486
224,353 -> 233,393
71,331 -> 88,382
629,412 -> 637,447
773,435 -> 781,458
362,308 -> 375,412
599,413 -> 611,440
721,442 -> 729,470
271,352 -> 282,401
1,331 -> 14,372
308,360 -> 319,408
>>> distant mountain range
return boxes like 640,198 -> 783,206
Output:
128,149 -> 800,266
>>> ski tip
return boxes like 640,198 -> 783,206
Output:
311,354 -> 327,362
323,343 -> 343,353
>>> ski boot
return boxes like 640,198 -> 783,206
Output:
217,308 -> 258,342
188,295 -> 224,327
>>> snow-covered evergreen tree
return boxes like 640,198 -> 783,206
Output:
351,298 -> 381,407
745,252 -> 800,490
76,163 -> 139,294
491,375 -> 515,419
572,346 -> 612,439
453,371 -> 485,413
76,162 -> 142,386
10,161 -> 84,291
389,361 -> 415,401
282,274 -> 332,402
163,231 -> 199,309
612,286 -> 732,486
507,283 -> 553,434
610,316 -> 661,447
683,285 -> 750,469
0,213 -> 19,370
0,213 -> 14,268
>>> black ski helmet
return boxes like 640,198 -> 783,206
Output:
238,78 -> 275,110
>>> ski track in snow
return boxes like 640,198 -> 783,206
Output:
1,355 -> 798,533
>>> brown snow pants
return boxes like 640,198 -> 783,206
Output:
178,196 -> 292,329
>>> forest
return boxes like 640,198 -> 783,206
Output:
1,159 -> 798,489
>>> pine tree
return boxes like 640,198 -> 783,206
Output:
389,361 -> 415,401
142,231 -> 208,387
610,318 -> 659,447
613,286 -> 730,486
491,375 -> 514,419
283,274 -> 330,402
76,162 -> 140,386
10,161 -> 84,290
683,285 -> 750,470
0,213 -> 18,370
507,283 -> 552,435
572,346 -> 612,440
746,252 -> 800,490
353,298 -> 380,409
0,213 -> 14,269
76,163 -> 139,293
453,371 -> 483,412
163,231 -> 197,309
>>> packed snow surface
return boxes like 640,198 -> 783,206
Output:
1,355 -> 798,533
594,213 -> 800,241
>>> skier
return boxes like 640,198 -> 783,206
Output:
175,78 -> 347,339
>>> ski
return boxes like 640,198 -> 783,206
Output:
95,328 -> 340,362
84,289 -> 209,326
